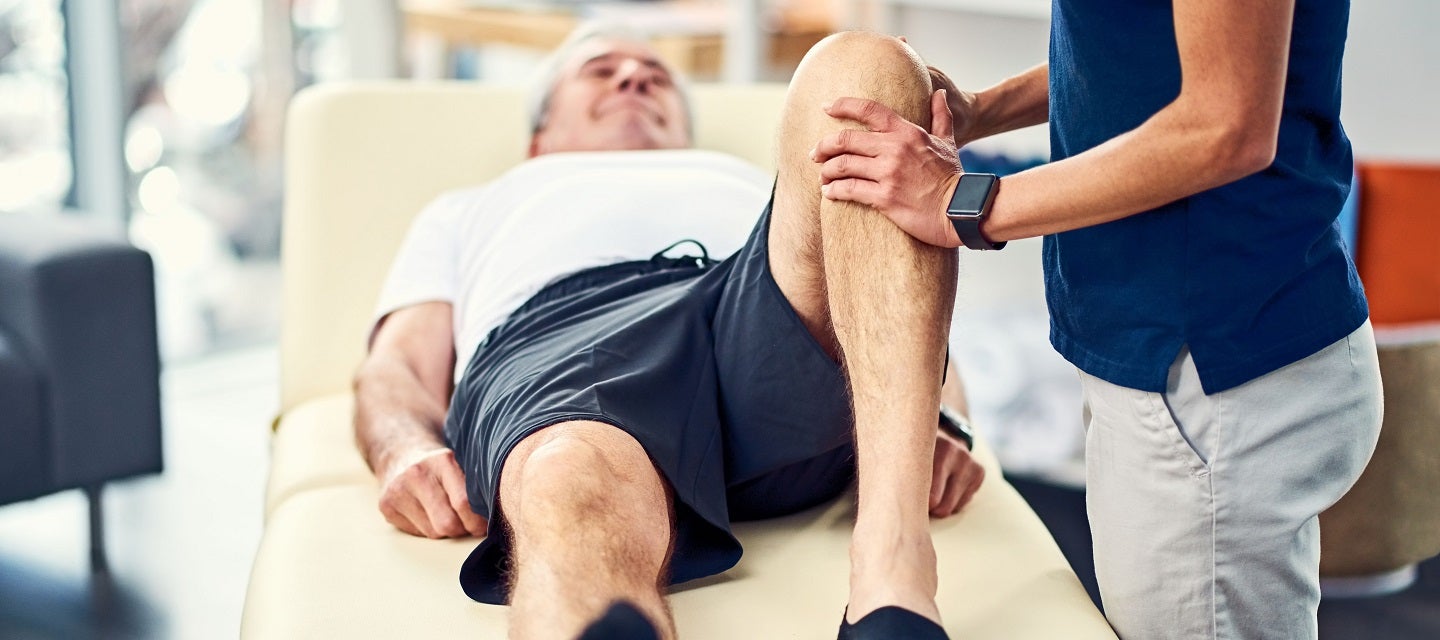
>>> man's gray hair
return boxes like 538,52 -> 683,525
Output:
525,20 -> 694,136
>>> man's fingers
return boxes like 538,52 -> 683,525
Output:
456,504 -> 488,538
930,90 -> 954,141
937,468 -> 969,517
382,488 -> 434,538
411,469 -> 468,538
957,464 -> 986,512
419,488 -> 467,538
824,97 -> 902,132
379,499 -> 419,536
948,464 -> 986,516
437,455 -> 489,537
935,457 -> 969,517
930,455 -> 951,510
811,129 -> 886,163
380,454 -> 473,539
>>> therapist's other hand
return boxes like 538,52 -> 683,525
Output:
813,90 -> 963,249
926,65 -> 981,148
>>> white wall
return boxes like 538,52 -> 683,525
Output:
888,4 -> 1052,158
1341,0 -> 1440,162
887,0 -> 1440,162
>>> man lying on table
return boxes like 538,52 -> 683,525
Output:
355,22 -> 984,640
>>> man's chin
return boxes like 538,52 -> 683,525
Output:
608,138 -> 681,152
535,128 -> 690,155
589,130 -> 688,153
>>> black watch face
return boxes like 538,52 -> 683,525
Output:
949,174 -> 998,216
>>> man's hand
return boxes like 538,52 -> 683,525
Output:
929,430 -> 985,517
812,90 -> 964,249
378,446 -> 488,539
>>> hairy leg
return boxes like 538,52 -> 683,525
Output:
770,31 -> 956,624
499,421 -> 676,640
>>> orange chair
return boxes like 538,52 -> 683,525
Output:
1319,163 -> 1440,594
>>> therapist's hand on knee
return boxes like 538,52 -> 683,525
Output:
813,90 -> 964,249
378,446 -> 489,539
926,65 -> 981,148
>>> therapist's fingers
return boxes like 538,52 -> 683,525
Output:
820,179 -> 884,209
817,131 -> 934,186
824,97 -> 908,133
811,128 -> 886,163
819,153 -> 888,185
930,90 -> 954,142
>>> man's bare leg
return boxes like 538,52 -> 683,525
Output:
500,421 -> 676,639
770,32 -> 955,625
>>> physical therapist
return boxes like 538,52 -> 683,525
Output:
812,1 -> 1382,638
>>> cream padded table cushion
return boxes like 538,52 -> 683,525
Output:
248,394 -> 1115,638
263,393 -> 370,515
245,82 -> 1116,638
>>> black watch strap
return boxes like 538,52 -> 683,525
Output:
938,404 -> 975,451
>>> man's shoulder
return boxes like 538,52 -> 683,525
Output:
417,184 -> 498,222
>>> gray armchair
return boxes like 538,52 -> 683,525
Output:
0,211 -> 163,570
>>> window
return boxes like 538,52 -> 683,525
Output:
0,0 -> 71,214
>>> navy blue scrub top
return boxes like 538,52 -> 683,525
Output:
1043,0 -> 1367,394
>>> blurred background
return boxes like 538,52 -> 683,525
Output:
0,0 -> 1435,638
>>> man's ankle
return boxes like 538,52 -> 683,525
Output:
848,529 -> 939,607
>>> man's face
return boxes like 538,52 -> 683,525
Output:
530,38 -> 691,157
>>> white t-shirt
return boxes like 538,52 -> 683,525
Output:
372,149 -> 773,382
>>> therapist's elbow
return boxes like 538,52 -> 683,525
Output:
1230,128 -> 1278,177
1210,118 -> 1279,183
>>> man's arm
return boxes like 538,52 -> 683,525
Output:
816,0 -> 1295,248
354,301 -> 487,538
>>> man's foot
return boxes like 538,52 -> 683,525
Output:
576,601 -> 661,640
839,607 -> 950,640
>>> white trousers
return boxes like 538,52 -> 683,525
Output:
1080,321 -> 1383,640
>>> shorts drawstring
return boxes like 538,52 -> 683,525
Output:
651,239 -> 714,268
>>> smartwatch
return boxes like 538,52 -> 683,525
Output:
938,404 -> 975,451
945,173 -> 1006,251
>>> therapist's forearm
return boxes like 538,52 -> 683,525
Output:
979,96 -> 1277,243
961,63 -> 1050,147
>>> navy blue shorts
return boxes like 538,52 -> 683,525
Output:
447,201 -> 855,605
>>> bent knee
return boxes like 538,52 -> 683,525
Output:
511,426 -> 661,510
798,31 -> 929,93
507,428 -> 673,547
517,434 -> 613,504
786,31 -> 932,133
806,31 -> 914,67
